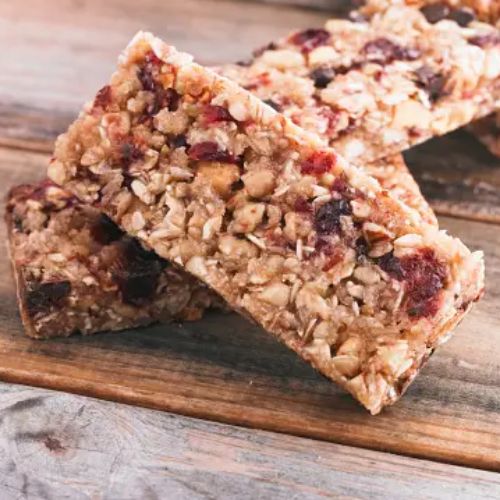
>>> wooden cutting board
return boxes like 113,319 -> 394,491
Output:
0,0 -> 499,474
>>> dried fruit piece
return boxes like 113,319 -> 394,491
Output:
314,199 -> 352,235
289,28 -> 330,53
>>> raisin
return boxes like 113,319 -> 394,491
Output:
468,33 -> 500,48
362,38 -> 420,65
90,214 -> 123,245
377,252 -> 404,280
420,3 -> 450,23
112,239 -> 165,306
289,28 -> 330,53
314,199 -> 352,235
92,85 -> 112,111
301,151 -> 336,176
167,134 -> 188,149
448,7 -> 475,27
263,99 -> 281,112
188,141 -> 237,163
203,105 -> 235,124
26,280 -> 71,314
414,65 -> 447,102
309,66 -> 335,89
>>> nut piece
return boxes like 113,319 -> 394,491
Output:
259,282 -> 290,307
230,203 -> 266,234
392,100 -> 432,130
242,170 -> 276,198
197,162 -> 240,199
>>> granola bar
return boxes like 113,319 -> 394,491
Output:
470,111 -> 500,155
50,32 -> 484,413
6,181 -> 219,339
359,0 -> 500,24
217,3 -> 500,163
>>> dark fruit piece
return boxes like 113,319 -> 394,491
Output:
301,151 -> 337,176
203,105 -> 235,124
414,65 -> 447,102
112,239 -> 165,306
378,252 -> 404,280
289,29 -> 330,53
420,3 -> 450,23
26,280 -> 71,314
188,141 -> 237,163
314,199 -> 352,235
167,134 -> 188,149
362,38 -> 420,65
448,7 -> 475,27
92,85 -> 112,111
90,214 -> 124,245
310,66 -> 335,89
468,33 -> 500,48
379,249 -> 447,318
294,197 -> 313,213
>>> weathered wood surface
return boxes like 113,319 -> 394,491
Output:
1,383 -> 499,500
1,0 -> 499,222
0,147 -> 499,472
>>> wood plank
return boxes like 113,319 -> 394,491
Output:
2,384 -> 499,500
0,146 -> 499,471
1,0 -> 499,223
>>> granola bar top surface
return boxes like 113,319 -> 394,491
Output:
6,181 -> 217,338
216,4 -> 500,163
359,0 -> 500,24
50,32 -> 484,413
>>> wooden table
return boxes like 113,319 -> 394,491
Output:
0,0 -> 499,497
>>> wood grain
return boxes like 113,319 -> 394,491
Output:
1,383 -> 499,500
0,147 -> 499,472
1,0 -> 499,222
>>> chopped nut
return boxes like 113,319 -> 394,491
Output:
230,203 -> 266,233
259,282 -> 290,307
197,162 -> 240,199
242,170 -> 276,198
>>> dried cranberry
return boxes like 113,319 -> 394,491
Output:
203,105 -> 235,124
289,29 -> 330,53
112,239 -> 165,306
468,33 -> 500,48
420,3 -> 450,23
379,249 -> 447,318
253,41 -> 278,58
301,151 -> 336,176
414,65 -> 447,102
294,197 -> 313,213
26,280 -> 71,314
331,176 -> 349,196
448,7 -> 475,27
314,199 -> 352,235
263,99 -> 281,112
188,141 -> 236,163
310,66 -> 335,89
92,85 -> 112,111
363,38 -> 420,65
90,214 -> 123,245
401,249 -> 447,317
165,88 -> 181,112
